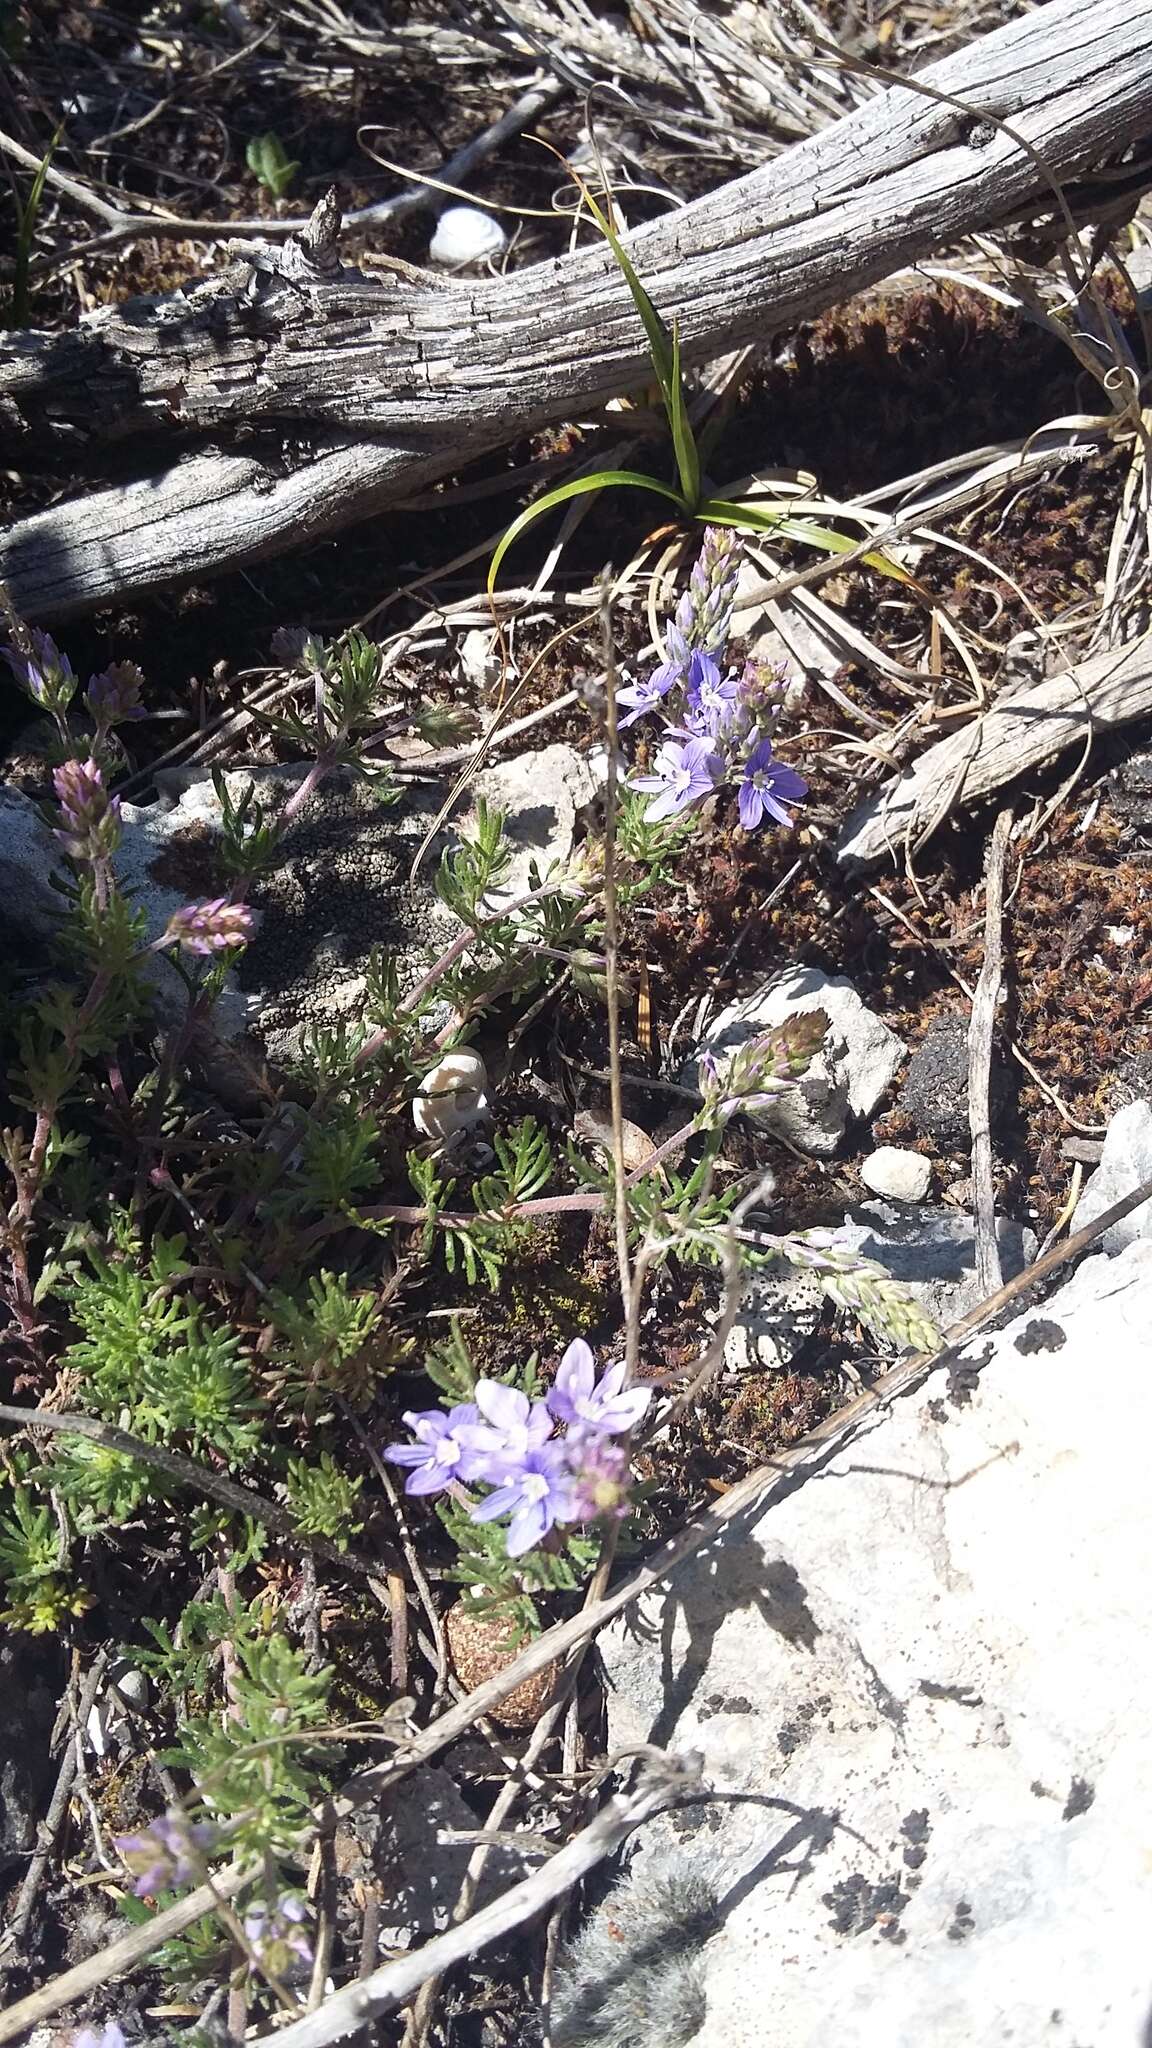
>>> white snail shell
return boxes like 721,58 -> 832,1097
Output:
429,206 -> 507,267
412,1049 -> 490,1139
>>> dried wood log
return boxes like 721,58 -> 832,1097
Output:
836,637 -> 1152,867
3,0 -> 1151,618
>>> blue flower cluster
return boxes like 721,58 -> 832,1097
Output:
621,529 -> 807,831
385,1340 -> 651,1557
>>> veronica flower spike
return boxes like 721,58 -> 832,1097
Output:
629,735 -> 724,821
547,1339 -> 652,1437
738,742 -> 808,831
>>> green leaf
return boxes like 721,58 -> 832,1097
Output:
697,499 -> 917,586
245,132 -> 300,201
488,470 -> 684,593
8,115 -> 65,328
667,321 -> 701,511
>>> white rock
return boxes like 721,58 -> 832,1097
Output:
1071,1097 -> 1152,1251
604,1242 -> 1152,2048
412,1049 -> 489,1139
429,205 -> 507,267
860,1145 -> 931,1203
687,967 -> 906,1156
727,1203 -> 1033,1373
467,743 -> 600,911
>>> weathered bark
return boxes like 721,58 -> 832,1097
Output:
837,637 -> 1152,867
3,0 -> 1152,618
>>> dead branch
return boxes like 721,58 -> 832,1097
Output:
2,0 -> 1151,617
837,633 -> 1152,866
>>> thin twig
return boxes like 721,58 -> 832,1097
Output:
0,1405 -> 396,1583
968,808 -> 1013,1294
259,1753 -> 702,2048
598,580 -> 633,1317
0,1650 -> 109,1959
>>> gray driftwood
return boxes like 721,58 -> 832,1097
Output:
2,0 -> 1151,618
836,637 -> 1152,867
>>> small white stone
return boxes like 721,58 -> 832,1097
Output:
860,1144 -> 932,1202
413,1049 -> 489,1139
84,1662 -> 149,1756
429,206 -> 507,267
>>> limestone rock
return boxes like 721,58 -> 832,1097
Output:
1071,1097 -> 1152,1251
0,743 -> 594,1063
603,1242 -> 1152,2048
727,1201 -> 1031,1372
686,968 -> 906,1156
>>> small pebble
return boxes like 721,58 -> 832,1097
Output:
429,206 -> 507,267
861,1145 -> 932,1203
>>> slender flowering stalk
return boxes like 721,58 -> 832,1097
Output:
53,758 -> 122,866
3,629 -> 77,717
85,661 -> 147,730
666,526 -> 743,662
620,531 -> 807,834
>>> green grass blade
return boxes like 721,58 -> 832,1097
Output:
576,181 -> 699,505
698,498 -> 917,586
9,117 -> 66,329
488,470 -> 684,593
667,321 -> 701,512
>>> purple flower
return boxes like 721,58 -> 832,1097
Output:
567,1434 -> 634,1523
460,1379 -> 555,1480
629,736 -> 723,822
74,2026 -> 126,2048
161,898 -> 255,955
616,663 -> 677,729
384,1403 -> 483,1496
681,649 -> 743,740
86,662 -> 147,726
3,630 -> 76,712
470,1440 -> 575,1557
114,1812 -> 217,1896
547,1339 -> 651,1437
243,1891 -> 314,1974
53,756 -> 122,862
737,742 -> 807,831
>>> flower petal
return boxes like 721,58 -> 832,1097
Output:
473,1380 -> 527,1429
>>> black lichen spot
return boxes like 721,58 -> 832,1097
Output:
824,1871 -> 911,1940
900,1809 -> 932,1870
1062,1776 -> 1095,1820
1015,1319 -> 1067,1355
947,1899 -> 976,1942
919,1680 -> 983,1707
